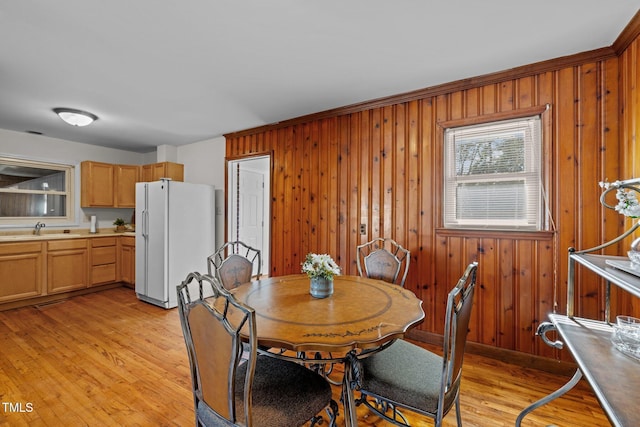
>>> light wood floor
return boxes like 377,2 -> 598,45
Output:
0,287 -> 609,426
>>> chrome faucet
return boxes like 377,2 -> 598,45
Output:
34,221 -> 45,235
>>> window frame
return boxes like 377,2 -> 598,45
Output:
0,156 -> 76,226
439,106 -> 549,232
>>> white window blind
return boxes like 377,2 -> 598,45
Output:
443,115 -> 542,230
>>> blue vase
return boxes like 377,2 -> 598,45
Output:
310,276 -> 333,298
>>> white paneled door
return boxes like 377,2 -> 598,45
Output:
228,155 -> 271,277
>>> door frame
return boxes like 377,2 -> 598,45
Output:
225,152 -> 272,277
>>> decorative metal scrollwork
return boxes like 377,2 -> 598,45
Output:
536,321 -> 563,350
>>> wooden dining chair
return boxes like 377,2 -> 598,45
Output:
354,262 -> 478,427
207,241 -> 262,289
356,237 -> 410,287
177,272 -> 337,427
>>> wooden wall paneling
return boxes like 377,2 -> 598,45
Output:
327,118 -> 340,265
271,131 -> 284,276
464,87 -> 480,118
405,100 -> 421,293
632,37 -> 640,188
516,76 -> 534,109
633,40 -> 640,177
480,84 -> 497,115
498,239 -> 516,350
298,124 -> 308,254
514,239 -> 534,354
238,135 -> 248,154
348,114 -> 361,274
536,237 -> 557,359
252,132 -> 261,154
271,130 -> 282,275
387,105 -> 396,240
359,111 -> 372,248
621,40 -> 638,177
370,108 -> 382,239
224,39 -> 638,358
308,121 -> 320,252
449,90 -> 463,122
464,236 -> 480,345
283,127 -> 297,275
498,80 -> 514,112
478,237 -> 497,347
555,67 -> 578,316
616,39 -> 640,319
601,55 -> 625,320
601,57 -> 622,257
579,61 -> 606,320
617,42 -> 634,208
397,104 -> 408,245
318,120 -> 328,252
537,71 -> 561,335
436,235 -> 463,335
380,106 -> 392,239
336,116 -> 348,269
418,98 -> 435,306
320,119 -> 331,252
300,123 -> 311,260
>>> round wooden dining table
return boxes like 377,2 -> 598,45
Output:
231,274 -> 425,426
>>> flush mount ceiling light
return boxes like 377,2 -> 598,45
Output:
53,108 -> 98,127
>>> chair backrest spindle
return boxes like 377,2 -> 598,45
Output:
356,237 -> 410,287
208,241 -> 262,289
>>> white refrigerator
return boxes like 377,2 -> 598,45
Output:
135,179 -> 216,309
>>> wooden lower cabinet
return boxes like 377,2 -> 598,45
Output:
90,237 -> 117,286
0,242 -> 44,303
120,236 -> 135,286
47,239 -> 88,294
0,234 -> 137,310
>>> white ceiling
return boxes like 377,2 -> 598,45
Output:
0,1 -> 638,153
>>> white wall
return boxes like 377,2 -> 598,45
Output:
0,129 -> 227,232
177,136 -> 226,188
178,136 -> 227,249
0,128 -> 147,165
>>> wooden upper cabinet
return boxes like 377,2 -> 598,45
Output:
141,162 -> 184,182
81,161 -> 114,207
82,160 -> 183,208
114,164 -> 140,208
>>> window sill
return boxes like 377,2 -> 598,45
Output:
436,228 -> 555,240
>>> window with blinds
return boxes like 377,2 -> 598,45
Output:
443,115 -> 542,230
0,157 -> 75,225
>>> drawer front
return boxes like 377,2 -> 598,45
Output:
92,247 -> 117,265
91,264 -> 116,285
0,242 -> 42,255
92,237 -> 117,248
48,239 -> 87,251
121,236 -> 135,247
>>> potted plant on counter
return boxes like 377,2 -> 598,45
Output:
113,218 -> 126,232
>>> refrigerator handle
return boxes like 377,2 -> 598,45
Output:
142,209 -> 148,238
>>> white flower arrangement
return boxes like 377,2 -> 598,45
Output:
302,253 -> 341,280
599,179 -> 640,218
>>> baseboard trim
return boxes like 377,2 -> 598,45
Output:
0,282 -> 124,312
406,329 -> 577,377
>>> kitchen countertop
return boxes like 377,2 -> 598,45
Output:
0,228 -> 136,242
